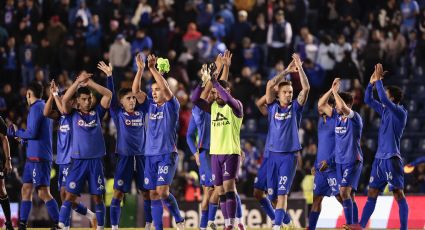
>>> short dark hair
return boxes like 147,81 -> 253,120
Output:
278,81 -> 292,89
76,87 -> 91,98
386,86 -> 403,104
339,92 -> 353,106
28,82 -> 43,98
118,88 -> 132,99
218,80 -> 230,89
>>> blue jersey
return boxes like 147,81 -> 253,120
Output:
266,100 -> 303,153
56,115 -> 72,164
365,81 -> 408,159
15,100 -> 53,161
70,105 -> 107,159
107,76 -> 149,156
334,110 -> 363,164
192,106 -> 211,150
316,113 -> 336,167
263,133 -> 270,158
145,97 -> 180,156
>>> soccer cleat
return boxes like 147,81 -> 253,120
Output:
5,222 -> 14,230
207,221 -> 217,230
50,224 -> 62,230
282,221 -> 296,230
272,225 -> 281,230
237,223 -> 245,230
18,222 -> 27,230
343,223 -> 362,230
145,222 -> 152,230
176,220 -> 185,230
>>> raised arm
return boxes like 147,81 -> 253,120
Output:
293,53 -> 310,106
212,78 -> 243,118
365,74 -> 384,115
317,88 -> 333,117
255,95 -> 268,116
131,53 -> 147,103
265,60 -> 297,104
98,61 -> 119,111
62,73 -> 91,114
147,54 -> 173,101
373,64 -> 402,115
332,78 -> 351,116
0,134 -> 12,173
43,80 -> 61,120
86,78 -> 112,109
220,50 -> 232,82
191,85 -> 211,113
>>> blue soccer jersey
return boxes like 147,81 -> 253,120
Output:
316,112 -> 336,169
191,105 -> 211,150
107,77 -> 149,156
365,81 -> 408,159
15,100 -> 53,161
70,105 -> 107,159
334,110 -> 363,164
266,100 -> 303,153
56,115 -> 72,165
145,97 -> 180,156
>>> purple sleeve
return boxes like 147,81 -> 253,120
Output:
191,85 -> 211,113
212,79 -> 243,118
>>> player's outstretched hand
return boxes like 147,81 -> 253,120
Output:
49,80 -> 58,95
147,54 -> 157,69
285,59 -> 298,73
76,71 -> 92,85
7,124 -> 16,137
375,63 -> 388,80
292,53 -> 303,69
200,64 -> 211,87
136,53 -> 145,70
223,50 -> 232,67
97,61 -> 113,76
332,78 -> 340,93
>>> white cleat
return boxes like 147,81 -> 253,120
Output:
145,222 -> 152,230
207,221 -> 217,230
176,220 -> 185,230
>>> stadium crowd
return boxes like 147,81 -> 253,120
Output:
1,0 -> 425,205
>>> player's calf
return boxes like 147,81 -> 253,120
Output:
110,190 -> 125,230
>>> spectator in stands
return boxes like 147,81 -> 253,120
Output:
109,34 -> 131,83
59,36 -> 77,77
209,15 -> 226,41
334,34 -> 352,63
131,0 -> 152,28
384,26 -> 406,71
0,37 -> 18,88
69,0 -> 92,28
46,15 -> 67,49
132,28 -> 153,55
241,37 -> 261,73
231,10 -> 252,46
400,0 -> 420,34
86,14 -> 102,61
267,10 -> 292,65
183,22 -> 202,53
196,3 -> 214,34
19,34 -> 37,87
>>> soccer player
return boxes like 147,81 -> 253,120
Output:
141,55 -> 185,230
0,117 -> 13,230
253,95 -> 276,223
309,90 -> 341,230
192,61 -> 243,230
57,72 -> 112,230
360,64 -> 408,230
43,80 -> 97,230
265,54 -> 309,230
7,82 -> 61,230
99,57 -> 151,230
322,78 -> 363,229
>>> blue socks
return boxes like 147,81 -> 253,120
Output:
95,203 -> 105,227
208,203 -> 218,221
259,197 -> 275,221
360,197 -> 376,228
200,210 -> 208,228
73,202 -> 88,215
274,209 -> 286,226
342,199 -> 353,225
162,193 -> 184,223
110,198 -> 121,226
353,201 -> 359,224
151,200 -> 163,229
45,199 -> 60,223
144,199 -> 152,223
308,211 -> 320,230
398,198 -> 408,230
236,194 -> 242,218
59,200 -> 72,225
19,200 -> 32,224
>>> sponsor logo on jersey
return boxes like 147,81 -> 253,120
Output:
274,111 -> 292,120
149,112 -> 164,120
77,119 -> 98,127
212,112 -> 230,127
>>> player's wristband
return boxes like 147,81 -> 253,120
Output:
53,92 -> 59,97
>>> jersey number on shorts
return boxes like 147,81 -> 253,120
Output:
386,171 -> 393,181
159,166 -> 169,175
279,176 -> 288,185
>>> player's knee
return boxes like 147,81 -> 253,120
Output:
253,189 -> 265,201
393,189 -> 405,201
367,188 -> 379,198
156,188 -> 169,199
92,195 -> 103,204
37,188 -> 52,201
142,191 -> 150,200
113,190 -> 124,200
311,196 -> 323,212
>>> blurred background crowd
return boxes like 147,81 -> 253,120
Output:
1,0 -> 425,206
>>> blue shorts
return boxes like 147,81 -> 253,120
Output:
267,152 -> 298,200
66,158 -> 105,195
199,149 -> 213,187
313,169 -> 339,196
143,152 -> 178,190
58,163 -> 71,190
114,155 -> 146,193
254,158 -> 269,191
369,157 -> 404,191
336,161 -> 363,191
22,161 -> 52,187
